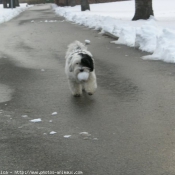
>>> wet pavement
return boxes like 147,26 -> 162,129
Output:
0,4 -> 175,175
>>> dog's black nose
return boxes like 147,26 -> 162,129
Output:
80,69 -> 84,72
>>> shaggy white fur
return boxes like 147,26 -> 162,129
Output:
65,41 -> 97,97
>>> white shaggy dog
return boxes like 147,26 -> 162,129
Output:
65,41 -> 97,97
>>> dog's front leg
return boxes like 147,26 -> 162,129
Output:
69,80 -> 82,97
84,74 -> 97,95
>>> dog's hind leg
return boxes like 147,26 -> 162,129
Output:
69,80 -> 82,97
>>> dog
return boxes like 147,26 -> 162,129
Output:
65,40 -> 97,97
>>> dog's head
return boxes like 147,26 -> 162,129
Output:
68,52 -> 94,76
79,53 -> 94,72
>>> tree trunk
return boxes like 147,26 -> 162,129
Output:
65,0 -> 69,6
70,0 -> 76,7
3,0 -> 8,8
9,0 -> 16,8
132,0 -> 154,20
15,0 -> 20,7
9,0 -> 11,8
55,0 -> 59,6
81,0 -> 90,11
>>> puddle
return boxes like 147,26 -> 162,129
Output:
0,84 -> 13,103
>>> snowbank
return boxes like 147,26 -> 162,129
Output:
0,4 -> 31,24
52,0 -> 175,63
143,29 -> 175,63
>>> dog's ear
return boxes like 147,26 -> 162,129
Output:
69,63 -> 73,72
79,53 -> 94,72
68,58 -> 73,72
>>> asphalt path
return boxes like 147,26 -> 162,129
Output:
0,4 -> 175,175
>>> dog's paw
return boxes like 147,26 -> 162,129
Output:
73,94 -> 81,97
87,92 -> 93,96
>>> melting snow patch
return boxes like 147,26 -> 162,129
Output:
64,135 -> 71,138
85,40 -> 90,44
79,132 -> 91,137
79,132 -> 92,140
0,4 -> 31,24
93,138 -> 98,141
143,28 -> 175,63
49,20 -> 57,22
21,115 -> 28,118
50,131 -> 57,135
30,118 -> 42,123
52,112 -> 58,115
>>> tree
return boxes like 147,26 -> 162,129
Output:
70,0 -> 76,7
3,0 -> 8,8
65,0 -> 69,6
80,0 -> 90,11
15,0 -> 20,7
132,0 -> 154,20
9,0 -> 16,8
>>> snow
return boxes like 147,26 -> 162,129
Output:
85,39 -> 91,44
0,4 -> 31,24
50,131 -> 57,135
79,132 -> 91,137
64,135 -> 71,138
93,138 -> 98,141
51,112 -> 58,115
77,72 -> 89,81
31,20 -> 58,23
52,0 -> 175,63
30,118 -> 42,123
21,115 -> 28,118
